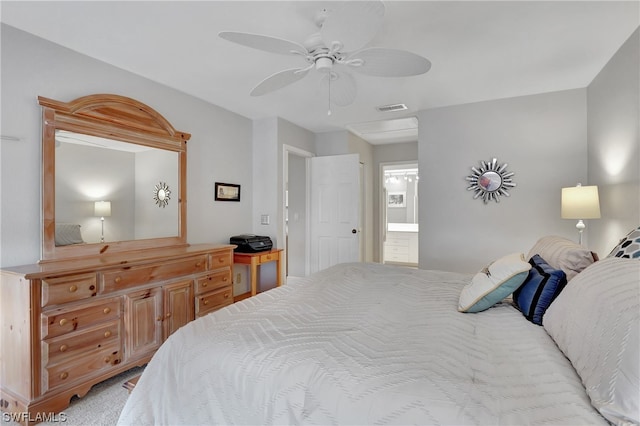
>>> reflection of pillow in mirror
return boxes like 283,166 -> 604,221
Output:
458,252 -> 531,313
55,223 -> 85,246
527,235 -> 596,281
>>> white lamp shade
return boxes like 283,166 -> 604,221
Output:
94,201 -> 112,217
561,185 -> 600,219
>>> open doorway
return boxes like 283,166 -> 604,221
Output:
283,146 -> 313,281
381,162 -> 419,266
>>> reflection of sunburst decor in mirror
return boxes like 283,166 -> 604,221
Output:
465,158 -> 516,204
153,182 -> 171,208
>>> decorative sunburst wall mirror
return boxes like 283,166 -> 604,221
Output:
153,182 -> 171,208
465,158 -> 516,204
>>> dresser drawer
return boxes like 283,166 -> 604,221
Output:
210,251 -> 232,269
195,270 -> 231,295
42,321 -> 120,366
42,273 -> 98,307
42,298 -> 121,339
101,255 -> 208,293
386,244 -> 409,255
196,287 -> 233,317
42,343 -> 122,392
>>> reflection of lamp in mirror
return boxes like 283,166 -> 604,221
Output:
561,184 -> 600,245
94,201 -> 111,243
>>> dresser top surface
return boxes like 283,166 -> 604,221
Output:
2,244 -> 236,279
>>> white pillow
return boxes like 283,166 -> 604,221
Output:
459,253 -> 531,313
543,257 -> 639,425
527,235 -> 596,280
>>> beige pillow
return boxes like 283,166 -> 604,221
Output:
527,235 -> 596,280
543,258 -> 639,425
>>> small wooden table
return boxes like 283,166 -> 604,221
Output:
233,249 -> 283,296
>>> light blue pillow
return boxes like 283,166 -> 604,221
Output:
513,255 -> 567,325
459,253 -> 531,313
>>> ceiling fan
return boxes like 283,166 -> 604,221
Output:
219,1 -> 431,112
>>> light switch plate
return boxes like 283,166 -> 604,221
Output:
260,214 -> 270,225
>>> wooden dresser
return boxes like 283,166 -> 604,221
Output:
0,244 -> 234,422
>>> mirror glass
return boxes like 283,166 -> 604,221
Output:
55,130 -> 179,246
478,171 -> 502,192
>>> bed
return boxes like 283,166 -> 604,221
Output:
117,232 -> 639,425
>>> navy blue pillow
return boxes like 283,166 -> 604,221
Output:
513,255 -> 567,325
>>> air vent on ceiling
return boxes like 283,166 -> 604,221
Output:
376,103 -> 408,112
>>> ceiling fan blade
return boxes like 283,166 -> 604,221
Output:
320,1 -> 385,52
348,48 -> 432,77
321,70 -> 357,107
219,31 -> 307,56
250,68 -> 310,96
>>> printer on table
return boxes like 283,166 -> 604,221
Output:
230,234 -> 273,253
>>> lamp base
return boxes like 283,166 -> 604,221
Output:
576,219 -> 585,245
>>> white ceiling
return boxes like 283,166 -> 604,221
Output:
2,1 -> 638,144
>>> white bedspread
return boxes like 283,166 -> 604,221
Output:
118,262 -> 606,425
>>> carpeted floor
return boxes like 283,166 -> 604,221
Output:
1,366 -> 144,426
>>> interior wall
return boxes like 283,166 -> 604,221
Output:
587,27 -> 640,257
135,148 -> 179,239
417,89 -> 588,273
0,24 -> 254,267
56,143 -> 135,243
287,153 -> 307,277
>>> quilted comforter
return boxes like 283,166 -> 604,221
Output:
117,262 -> 606,425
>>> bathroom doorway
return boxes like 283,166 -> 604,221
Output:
381,163 -> 419,266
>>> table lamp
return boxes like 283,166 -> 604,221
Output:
561,184 -> 600,245
94,200 -> 111,242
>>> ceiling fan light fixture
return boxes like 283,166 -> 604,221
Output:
315,56 -> 333,73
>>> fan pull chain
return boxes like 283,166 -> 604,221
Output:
327,74 -> 332,116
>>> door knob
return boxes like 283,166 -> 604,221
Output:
351,229 -> 357,234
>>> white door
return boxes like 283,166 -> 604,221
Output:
309,154 -> 360,273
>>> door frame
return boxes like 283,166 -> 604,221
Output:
282,144 -> 314,280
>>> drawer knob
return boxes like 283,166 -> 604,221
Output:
104,331 -> 112,338
59,344 -> 68,352
114,276 -> 122,284
218,258 -> 224,263
223,277 -> 228,282
203,300 -> 208,305
59,372 -> 68,380
202,282 -> 207,288
156,316 -> 163,321
224,293 -> 230,299
68,285 -> 78,293
59,318 -> 68,326
196,261 -> 202,267
103,307 -> 111,314
165,312 -> 171,318
104,357 -> 111,364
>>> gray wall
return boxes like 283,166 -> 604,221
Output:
587,28 -> 640,257
1,24 -> 254,267
418,89 -> 588,273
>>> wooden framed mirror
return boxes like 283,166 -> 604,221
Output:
39,94 -> 190,262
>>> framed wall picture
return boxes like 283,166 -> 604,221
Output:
388,192 -> 406,208
215,182 -> 241,201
